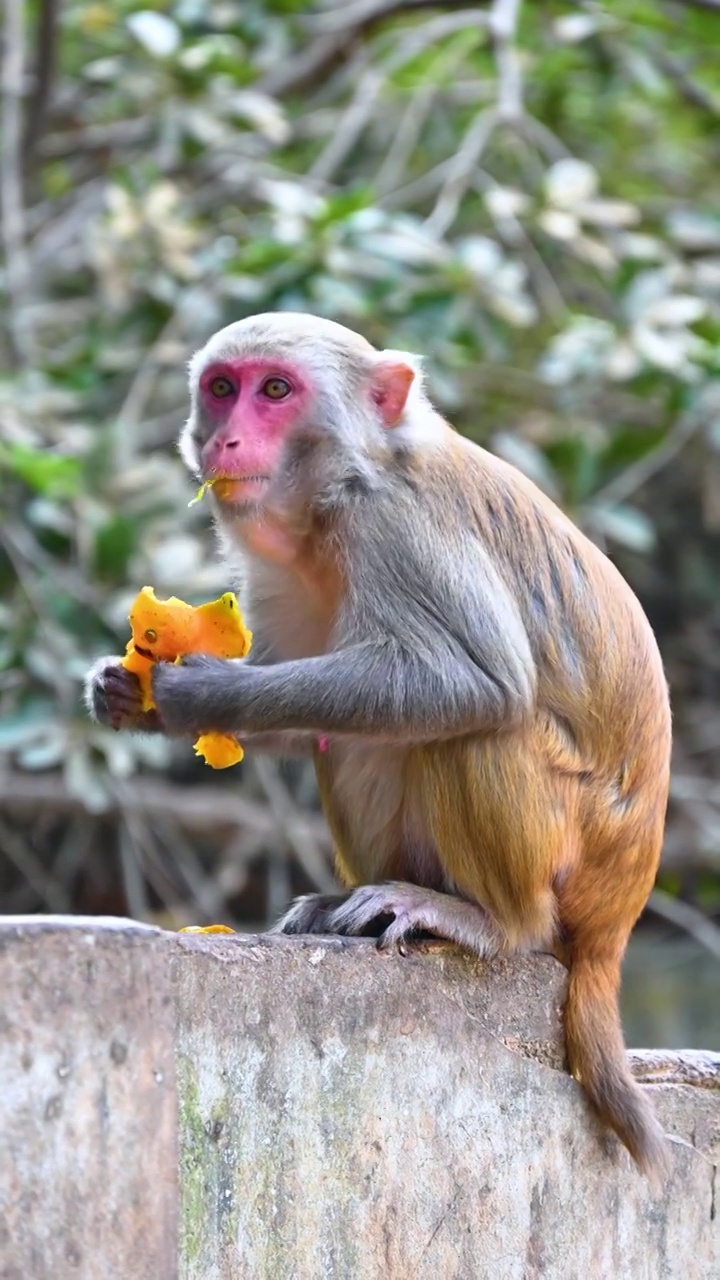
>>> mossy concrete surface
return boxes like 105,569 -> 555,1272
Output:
1,918 -> 718,1279
0,916 -> 177,1279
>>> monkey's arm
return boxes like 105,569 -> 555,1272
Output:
152,580 -> 536,742
151,515 -> 537,740
152,646 -> 524,740
90,510 -> 537,742
86,658 -> 315,755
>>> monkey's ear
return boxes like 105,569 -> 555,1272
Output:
370,361 -> 415,428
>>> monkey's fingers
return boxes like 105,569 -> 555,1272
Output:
100,664 -> 145,728
86,660 -> 161,733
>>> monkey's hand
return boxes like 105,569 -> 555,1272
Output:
85,657 -> 163,734
150,653 -> 234,736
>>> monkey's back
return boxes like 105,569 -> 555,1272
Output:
448,432 -> 672,788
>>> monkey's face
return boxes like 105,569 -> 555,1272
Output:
185,355 -> 315,515
179,314 -> 425,528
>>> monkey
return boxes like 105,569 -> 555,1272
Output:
86,312 -> 672,1180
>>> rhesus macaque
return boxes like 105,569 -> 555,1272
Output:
86,313 -> 672,1179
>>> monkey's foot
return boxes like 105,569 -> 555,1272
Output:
273,882 -> 502,958
270,893 -> 357,937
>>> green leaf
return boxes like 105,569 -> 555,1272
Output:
0,444 -> 83,499
94,514 -> 140,579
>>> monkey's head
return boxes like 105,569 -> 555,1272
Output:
179,312 -> 437,521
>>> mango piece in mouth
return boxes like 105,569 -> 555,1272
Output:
188,477 -> 237,507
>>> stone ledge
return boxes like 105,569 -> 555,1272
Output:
1,917 -> 718,1280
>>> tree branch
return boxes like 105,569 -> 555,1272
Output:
24,0 -> 60,163
251,757 -> 336,893
647,888 -> 720,961
652,46 -> 720,116
1,0 -> 30,362
259,0 -> 492,98
424,0 -> 524,237
0,769 -> 332,851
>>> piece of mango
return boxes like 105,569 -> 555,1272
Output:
178,924 -> 237,935
120,585 -> 252,769
188,477 -> 237,507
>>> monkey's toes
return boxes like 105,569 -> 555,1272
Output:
271,892 -> 352,935
328,883 -> 412,936
376,914 -> 425,954
328,882 -> 470,952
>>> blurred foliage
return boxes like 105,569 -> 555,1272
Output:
1,0 -> 720,952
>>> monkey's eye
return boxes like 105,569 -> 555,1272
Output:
209,376 -> 235,399
261,377 -> 291,400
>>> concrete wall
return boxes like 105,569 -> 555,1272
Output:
1,918 -> 718,1279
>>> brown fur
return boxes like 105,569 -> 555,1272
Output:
309,426 -> 671,1179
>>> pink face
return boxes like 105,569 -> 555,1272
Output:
197,357 -> 313,505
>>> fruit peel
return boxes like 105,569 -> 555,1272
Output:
120,585 -> 252,768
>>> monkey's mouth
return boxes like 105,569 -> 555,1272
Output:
210,475 -> 270,504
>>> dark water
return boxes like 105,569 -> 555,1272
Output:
622,929 -> 720,1050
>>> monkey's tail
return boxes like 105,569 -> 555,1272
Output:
563,951 -> 669,1183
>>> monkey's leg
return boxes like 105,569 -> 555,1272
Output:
417,736 -> 563,951
274,882 -> 503,957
